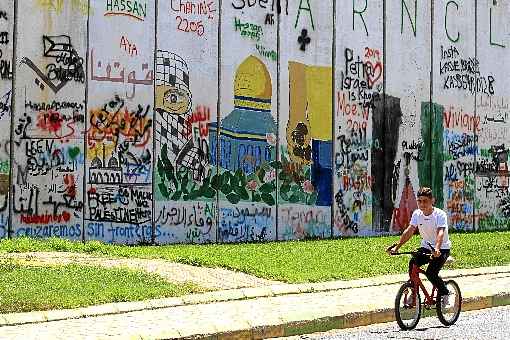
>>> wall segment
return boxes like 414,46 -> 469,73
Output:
1,1 -> 509,243
0,3 -> 13,239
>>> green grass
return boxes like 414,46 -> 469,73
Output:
0,260 -> 202,313
1,231 -> 510,283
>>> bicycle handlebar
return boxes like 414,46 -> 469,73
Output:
387,241 -> 436,257
389,251 -> 433,258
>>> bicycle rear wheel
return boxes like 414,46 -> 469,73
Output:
436,280 -> 462,326
395,282 -> 421,330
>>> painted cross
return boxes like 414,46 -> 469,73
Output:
298,29 -> 311,51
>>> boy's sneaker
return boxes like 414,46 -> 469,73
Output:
404,293 -> 414,307
441,292 -> 452,309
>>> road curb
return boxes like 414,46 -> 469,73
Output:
191,293 -> 510,340
1,268 -> 509,328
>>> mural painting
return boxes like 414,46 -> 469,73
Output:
213,2 -> 278,242
1,1 -> 510,243
386,0 -> 431,233
278,0 -> 333,240
154,0 -> 219,244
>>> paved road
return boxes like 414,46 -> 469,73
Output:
278,305 -> 510,340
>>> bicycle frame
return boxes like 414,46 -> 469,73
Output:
408,263 -> 437,307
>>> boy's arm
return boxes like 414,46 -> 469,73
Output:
387,224 -> 417,254
433,227 -> 445,257
433,210 -> 448,257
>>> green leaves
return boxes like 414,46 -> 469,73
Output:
234,169 -> 246,184
161,144 -> 171,168
258,168 -> 266,182
234,185 -> 250,200
157,144 -> 179,197
171,190 -> 182,201
226,192 -> 241,204
288,193 -> 301,203
279,191 -> 289,201
211,174 -> 221,190
270,160 -> 283,169
252,192 -> 261,202
201,187 -> 216,199
220,183 -> 231,195
280,183 -> 291,194
214,167 -> 277,206
180,172 -> 189,194
275,158 -> 317,205
259,182 -> 274,193
306,191 -> 318,206
157,159 -> 165,180
158,183 -> 170,198
261,193 -> 275,206
156,150 -> 282,206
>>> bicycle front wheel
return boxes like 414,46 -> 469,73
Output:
395,282 -> 422,330
436,279 -> 462,326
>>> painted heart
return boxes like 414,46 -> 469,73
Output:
68,146 -> 80,160
366,61 -> 383,88
62,211 -> 71,222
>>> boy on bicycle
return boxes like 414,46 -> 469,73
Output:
387,187 -> 451,301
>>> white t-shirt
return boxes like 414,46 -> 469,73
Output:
410,208 -> 451,250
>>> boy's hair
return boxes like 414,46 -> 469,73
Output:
417,187 -> 433,198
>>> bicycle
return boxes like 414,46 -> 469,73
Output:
390,246 -> 462,330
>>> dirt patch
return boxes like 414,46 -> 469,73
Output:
0,252 -> 287,290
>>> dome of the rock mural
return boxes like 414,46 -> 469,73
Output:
234,55 -> 272,111
208,55 -> 276,174
219,106 -> 276,136
224,55 -> 276,134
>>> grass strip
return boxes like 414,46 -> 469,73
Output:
1,231 -> 509,283
0,259 -> 202,313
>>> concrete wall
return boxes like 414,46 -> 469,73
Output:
155,0 -> 218,243
0,3 -> 13,239
1,0 -> 509,244
279,1 -> 333,240
86,0 -> 154,243
13,2 -> 87,240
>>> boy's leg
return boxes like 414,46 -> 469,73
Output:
408,248 -> 432,275
425,250 -> 451,296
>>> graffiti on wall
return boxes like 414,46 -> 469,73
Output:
215,2 -> 278,242
36,0 -> 90,16
2,1 -> 510,243
21,35 -> 85,94
278,61 -> 332,239
212,55 -> 277,242
276,0 -> 333,240
153,0 -> 218,244
0,5 -> 12,238
335,45 -> 383,236
85,0 -> 154,244
13,2 -> 87,239
154,51 -> 215,243
433,0 -> 476,231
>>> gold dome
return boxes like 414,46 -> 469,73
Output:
234,56 -> 272,100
